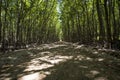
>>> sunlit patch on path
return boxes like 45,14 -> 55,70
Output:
18,72 -> 46,80
24,55 -> 73,72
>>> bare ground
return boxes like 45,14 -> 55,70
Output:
0,41 -> 120,80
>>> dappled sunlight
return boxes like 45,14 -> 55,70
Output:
74,55 -> 93,61
54,55 -> 73,59
0,42 -> 120,80
24,63 -> 54,72
79,65 -> 88,69
85,57 -> 93,61
90,70 -> 100,75
0,73 -> 10,78
18,72 -> 47,80
0,77 -> 11,80
40,51 -> 51,55
94,77 -> 108,80
74,44 -> 85,49
93,51 -> 99,54
21,51 -> 74,80
37,43 -> 67,50
24,55 -> 73,72
74,55 -> 85,61
97,58 -> 104,62
98,48 -> 116,52
85,70 -> 100,78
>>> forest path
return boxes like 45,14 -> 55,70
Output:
0,41 -> 120,80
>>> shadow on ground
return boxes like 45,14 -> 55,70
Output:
0,42 -> 120,80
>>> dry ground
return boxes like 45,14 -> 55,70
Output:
0,41 -> 120,80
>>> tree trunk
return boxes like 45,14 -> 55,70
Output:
104,0 -> 112,48
0,0 -> 2,42
112,0 -> 118,41
96,0 -> 105,43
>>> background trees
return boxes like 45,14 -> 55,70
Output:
0,0 -> 120,51
0,0 -> 59,51
60,0 -> 120,48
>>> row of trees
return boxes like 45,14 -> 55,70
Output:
0,0 -> 59,51
60,0 -> 120,48
0,0 -> 120,51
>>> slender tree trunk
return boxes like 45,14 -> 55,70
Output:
96,0 -> 105,43
92,0 -> 97,42
118,0 -> 120,38
0,0 -> 2,42
104,0 -> 112,48
77,12 -> 81,42
16,1 -> 20,42
2,0 -> 8,52
112,0 -> 118,41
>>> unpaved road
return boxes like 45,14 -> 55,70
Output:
0,42 -> 120,80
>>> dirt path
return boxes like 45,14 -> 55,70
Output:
0,42 -> 120,80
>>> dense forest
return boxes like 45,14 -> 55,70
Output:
0,0 -> 120,80
60,0 -> 120,49
0,0 -> 120,51
0,0 -> 60,52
